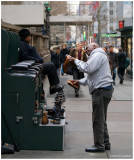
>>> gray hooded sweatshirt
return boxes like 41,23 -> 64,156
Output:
74,48 -> 113,94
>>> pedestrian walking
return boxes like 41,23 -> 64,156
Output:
51,47 -> 63,79
18,28 -> 63,95
60,44 -> 70,75
70,43 -> 87,97
117,47 -> 126,84
67,43 -> 113,152
102,46 -> 108,54
107,45 -> 118,85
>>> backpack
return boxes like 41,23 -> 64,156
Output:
125,57 -> 130,68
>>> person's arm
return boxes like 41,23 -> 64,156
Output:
19,43 -> 43,63
19,46 -> 39,62
74,53 -> 103,74
73,77 -> 88,87
79,77 -> 88,86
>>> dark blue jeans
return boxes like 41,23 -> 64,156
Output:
111,68 -> 116,81
92,88 -> 113,149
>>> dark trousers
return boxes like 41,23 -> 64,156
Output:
42,62 -> 59,86
92,88 -> 113,149
73,68 -> 84,80
117,67 -> 125,80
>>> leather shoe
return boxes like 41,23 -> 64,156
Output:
120,78 -> 124,84
105,145 -> 111,150
85,146 -> 105,152
75,89 -> 79,97
50,85 -> 64,95
67,80 -> 79,90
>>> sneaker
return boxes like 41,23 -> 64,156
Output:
50,85 -> 64,95
67,80 -> 80,90
75,89 -> 79,97
120,78 -> 124,84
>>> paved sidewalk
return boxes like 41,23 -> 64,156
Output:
2,75 -> 133,159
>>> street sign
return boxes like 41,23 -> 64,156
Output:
119,21 -> 124,29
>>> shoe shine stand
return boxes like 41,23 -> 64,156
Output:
39,90 -> 66,150
2,29 -> 66,151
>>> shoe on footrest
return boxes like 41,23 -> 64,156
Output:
50,85 -> 64,95
67,80 -> 79,90
85,146 -> 105,152
105,145 -> 111,150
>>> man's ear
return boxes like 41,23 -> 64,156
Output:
93,45 -> 96,49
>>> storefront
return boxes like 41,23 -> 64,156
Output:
101,33 -> 120,48
117,26 -> 133,78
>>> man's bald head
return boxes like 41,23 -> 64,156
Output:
86,43 -> 99,55
88,43 -> 99,50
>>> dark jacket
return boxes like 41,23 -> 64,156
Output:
60,48 -> 70,63
51,52 -> 63,69
19,41 -> 44,63
107,52 -> 118,69
117,52 -> 126,67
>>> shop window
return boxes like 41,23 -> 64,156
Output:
110,10 -> 113,15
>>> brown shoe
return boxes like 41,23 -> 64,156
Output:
67,80 -> 79,90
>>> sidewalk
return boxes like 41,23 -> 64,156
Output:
2,75 -> 133,159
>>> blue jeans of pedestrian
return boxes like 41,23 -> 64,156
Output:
111,68 -> 116,81
61,64 -> 64,75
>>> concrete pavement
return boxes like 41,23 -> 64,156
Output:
2,74 -> 133,159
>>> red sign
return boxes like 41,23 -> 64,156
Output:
93,33 -> 96,37
119,21 -> 124,29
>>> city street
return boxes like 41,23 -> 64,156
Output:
1,1 -> 133,159
2,74 -> 132,159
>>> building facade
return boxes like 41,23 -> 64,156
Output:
116,1 -> 133,78
1,1 -> 46,34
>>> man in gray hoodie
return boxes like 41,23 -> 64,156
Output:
67,43 -> 113,152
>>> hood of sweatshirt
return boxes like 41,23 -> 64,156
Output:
90,47 -> 107,56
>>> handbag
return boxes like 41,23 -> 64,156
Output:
63,57 -> 73,75
124,57 -> 130,68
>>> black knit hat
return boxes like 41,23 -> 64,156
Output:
18,28 -> 31,41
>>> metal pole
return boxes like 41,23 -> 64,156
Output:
130,3 -> 133,79
46,7 -> 48,35
88,23 -> 89,45
64,22 -> 66,44
48,12 -> 51,49
76,23 -> 77,46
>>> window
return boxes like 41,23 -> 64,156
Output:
110,2 -> 113,7
110,18 -> 113,23
110,10 -> 113,15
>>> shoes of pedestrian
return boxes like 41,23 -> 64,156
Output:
120,78 -> 124,84
67,80 -> 80,90
50,85 -> 64,95
85,146 -> 105,152
75,89 -> 79,97
105,145 -> 111,150
61,73 -> 64,76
